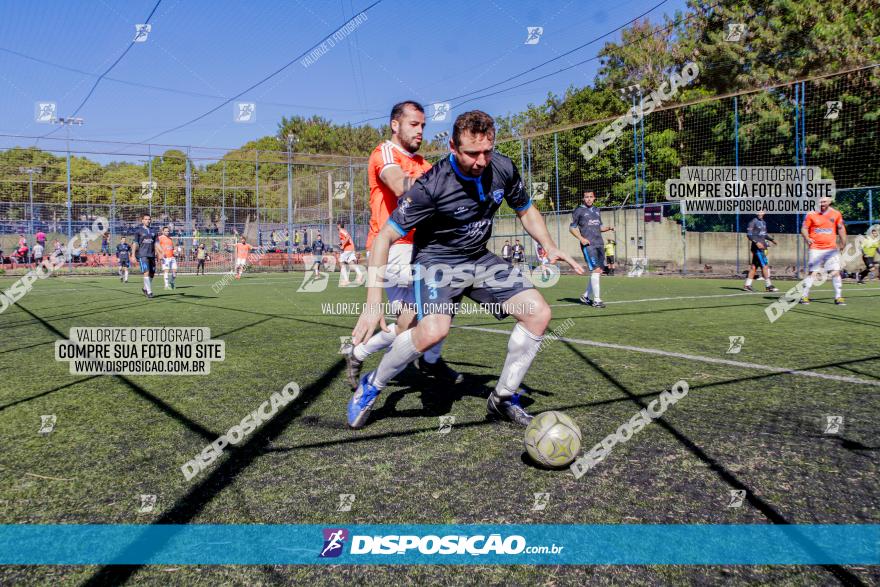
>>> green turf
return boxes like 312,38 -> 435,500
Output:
0,271 -> 877,585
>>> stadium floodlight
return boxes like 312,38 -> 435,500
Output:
434,131 -> 449,142
54,116 -> 84,126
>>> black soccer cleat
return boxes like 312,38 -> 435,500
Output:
487,392 -> 533,427
579,294 -> 592,306
343,344 -> 363,390
743,285 -> 754,292
765,285 -> 779,292
414,356 -> 464,384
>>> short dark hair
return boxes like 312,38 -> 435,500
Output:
337,220 -> 345,228
452,110 -> 495,146
390,101 -> 424,125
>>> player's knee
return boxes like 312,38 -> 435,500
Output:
527,301 -> 552,333
417,319 -> 449,347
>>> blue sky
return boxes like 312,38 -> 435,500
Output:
0,0 -> 687,157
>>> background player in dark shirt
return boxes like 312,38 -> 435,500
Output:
570,191 -> 614,307
744,210 -> 779,292
349,110 -> 584,429
116,236 -> 131,283
311,233 -> 325,276
132,214 -> 158,298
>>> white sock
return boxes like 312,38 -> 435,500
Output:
144,276 -> 152,294
802,276 -> 814,298
590,273 -> 601,302
353,323 -> 398,362
764,276 -> 772,286
341,264 -> 350,282
423,339 -> 444,364
494,323 -> 543,399
833,275 -> 842,298
584,277 -> 592,298
164,272 -> 169,287
745,278 -> 753,287
353,264 -> 365,281
372,329 -> 423,390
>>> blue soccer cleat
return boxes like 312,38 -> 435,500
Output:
347,372 -> 381,429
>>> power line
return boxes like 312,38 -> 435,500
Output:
348,0 -> 676,126
137,0 -> 385,144
0,45 -> 381,114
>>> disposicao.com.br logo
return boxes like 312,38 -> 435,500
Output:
320,529 -> 563,557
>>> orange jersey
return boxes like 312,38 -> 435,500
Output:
366,140 -> 432,249
235,242 -> 252,260
803,208 -> 844,250
338,228 -> 354,252
157,235 -> 175,259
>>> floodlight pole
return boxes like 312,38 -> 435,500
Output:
287,133 -> 296,267
55,116 -> 83,271
19,166 -> 43,237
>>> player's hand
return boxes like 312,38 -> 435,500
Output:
756,242 -> 765,250
581,238 -> 590,247
352,303 -> 388,346
805,237 -> 814,246
546,247 -> 585,275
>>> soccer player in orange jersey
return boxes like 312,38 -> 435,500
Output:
344,101 -> 462,389
337,221 -> 363,286
234,235 -> 252,280
157,227 -> 177,290
800,196 -> 848,305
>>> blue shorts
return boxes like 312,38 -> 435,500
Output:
412,251 -> 532,321
138,257 -> 155,277
582,245 -> 605,271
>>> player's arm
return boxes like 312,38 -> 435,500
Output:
379,165 -> 414,197
569,224 -> 587,245
519,206 -> 584,275
836,216 -> 848,250
800,217 -> 814,246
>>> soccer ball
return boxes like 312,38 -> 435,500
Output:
524,411 -> 582,468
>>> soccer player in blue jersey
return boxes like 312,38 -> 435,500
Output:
570,191 -> 614,308
132,214 -> 158,299
116,236 -> 131,282
743,210 -> 779,292
348,110 -> 584,429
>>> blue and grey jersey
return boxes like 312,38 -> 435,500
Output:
116,243 -> 131,261
312,239 -> 325,255
570,204 -> 603,246
747,217 -> 774,246
133,225 -> 158,258
388,153 -> 531,264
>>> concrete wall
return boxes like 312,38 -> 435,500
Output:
489,209 -> 874,275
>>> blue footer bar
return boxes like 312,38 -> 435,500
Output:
0,524 -> 877,565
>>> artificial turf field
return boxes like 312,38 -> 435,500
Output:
0,270 -> 877,586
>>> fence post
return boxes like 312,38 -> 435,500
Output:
111,184 -> 116,246
287,146 -> 293,269
221,160 -> 226,236
794,84 -> 801,276
185,147 -> 193,237
255,150 -> 260,247
348,158 -> 355,246
553,132 -> 561,246
734,96 -> 740,274
681,200 -> 687,275
147,146 -> 153,217
869,189 -> 873,226
66,145 -> 72,272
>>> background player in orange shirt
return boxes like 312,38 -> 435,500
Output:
337,221 -> 363,286
234,235 -> 252,280
344,101 -> 461,389
157,227 -> 177,290
800,196 -> 848,305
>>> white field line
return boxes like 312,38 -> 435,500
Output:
549,287 -> 880,308
455,325 -> 880,388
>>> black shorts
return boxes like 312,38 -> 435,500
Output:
413,251 -> 533,320
606,255 -> 615,265
119,259 -> 130,268
138,257 -> 155,277
864,255 -> 877,268
581,245 -> 605,271
750,244 -> 768,268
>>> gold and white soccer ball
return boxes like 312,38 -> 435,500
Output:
524,410 -> 582,468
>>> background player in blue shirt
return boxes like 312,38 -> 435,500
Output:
349,110 -> 584,429
570,191 -> 614,308
116,236 -> 131,283
132,214 -> 158,299
744,210 -> 779,292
